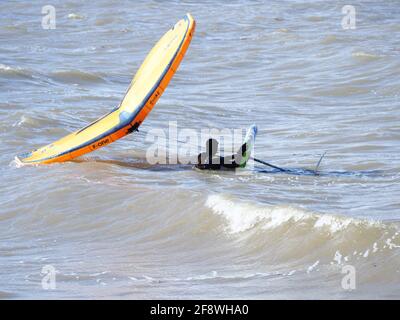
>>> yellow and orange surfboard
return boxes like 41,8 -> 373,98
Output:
16,14 -> 195,165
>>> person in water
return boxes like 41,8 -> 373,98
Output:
195,138 -> 247,170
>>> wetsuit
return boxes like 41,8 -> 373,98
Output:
195,143 -> 247,170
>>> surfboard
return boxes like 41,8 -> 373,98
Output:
238,124 -> 257,168
16,14 -> 195,165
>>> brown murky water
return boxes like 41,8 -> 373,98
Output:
1,0 -> 399,299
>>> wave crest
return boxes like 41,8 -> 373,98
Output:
206,194 -> 387,234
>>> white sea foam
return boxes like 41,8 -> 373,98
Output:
206,194 -> 384,234
0,63 -> 30,77
12,115 -> 28,127
352,51 -> 380,59
0,64 -> 13,71
68,13 -> 85,20
307,260 -> 320,273
10,157 -> 24,168
333,251 -> 342,265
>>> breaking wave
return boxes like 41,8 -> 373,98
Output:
206,194 -> 387,234
0,64 -> 33,79
205,194 -> 400,271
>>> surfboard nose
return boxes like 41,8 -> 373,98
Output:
185,13 -> 194,22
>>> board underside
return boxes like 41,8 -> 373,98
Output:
17,14 -> 195,165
